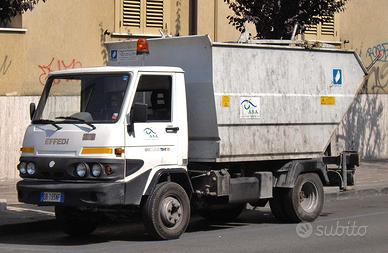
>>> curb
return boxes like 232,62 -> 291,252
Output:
325,186 -> 388,201
0,199 -> 7,211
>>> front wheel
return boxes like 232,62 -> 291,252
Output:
142,182 -> 190,240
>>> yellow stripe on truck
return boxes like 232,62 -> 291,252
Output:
81,148 -> 113,155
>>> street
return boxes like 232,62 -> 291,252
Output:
1,194 -> 388,253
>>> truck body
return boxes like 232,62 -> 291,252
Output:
17,36 -> 366,239
107,36 -> 366,162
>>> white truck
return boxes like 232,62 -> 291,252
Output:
17,36 -> 366,240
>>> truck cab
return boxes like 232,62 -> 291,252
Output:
17,67 -> 192,239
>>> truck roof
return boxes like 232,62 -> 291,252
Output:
48,66 -> 184,77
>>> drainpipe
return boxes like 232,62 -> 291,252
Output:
214,0 -> 218,41
189,0 -> 198,35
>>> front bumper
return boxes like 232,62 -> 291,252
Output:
17,180 -> 125,206
17,169 -> 151,207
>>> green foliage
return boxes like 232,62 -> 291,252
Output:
224,0 -> 348,39
0,0 -> 46,26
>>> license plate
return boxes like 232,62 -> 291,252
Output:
40,192 -> 64,203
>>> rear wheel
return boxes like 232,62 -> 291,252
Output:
271,173 -> 324,223
55,206 -> 98,236
199,204 -> 245,222
142,182 -> 190,240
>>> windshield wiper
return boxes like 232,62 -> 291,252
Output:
55,116 -> 96,130
32,119 -> 62,130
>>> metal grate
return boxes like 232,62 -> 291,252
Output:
146,0 -> 164,28
122,0 -> 141,27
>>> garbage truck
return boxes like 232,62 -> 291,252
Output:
17,36 -> 366,240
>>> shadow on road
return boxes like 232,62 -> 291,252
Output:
0,208 -> 284,245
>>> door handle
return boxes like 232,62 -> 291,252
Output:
166,127 -> 179,133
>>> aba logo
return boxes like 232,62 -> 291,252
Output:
333,69 -> 343,86
240,97 -> 260,118
241,99 -> 258,110
144,128 -> 158,139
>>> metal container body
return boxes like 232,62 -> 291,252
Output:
105,36 -> 366,163
212,44 -> 366,162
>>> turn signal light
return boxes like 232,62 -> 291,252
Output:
114,147 -> 125,156
20,147 -> 34,154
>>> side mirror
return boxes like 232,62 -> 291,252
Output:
127,103 -> 148,134
29,103 -> 36,120
132,103 -> 148,123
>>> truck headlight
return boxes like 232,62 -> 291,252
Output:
75,163 -> 88,177
91,163 -> 103,177
18,162 -> 27,175
26,162 -> 36,175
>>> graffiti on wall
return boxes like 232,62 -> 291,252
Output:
0,55 -> 12,76
365,42 -> 388,94
38,57 -> 82,85
367,42 -> 388,63
365,64 -> 388,93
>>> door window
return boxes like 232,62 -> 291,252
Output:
133,75 -> 172,122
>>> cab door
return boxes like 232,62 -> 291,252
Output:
124,73 -> 183,178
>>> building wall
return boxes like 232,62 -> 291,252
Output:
336,94 -> 388,160
333,0 -> 388,160
0,96 -> 39,179
0,0 -> 115,96
0,0 -> 116,179
339,0 -> 388,95
196,0 -> 255,42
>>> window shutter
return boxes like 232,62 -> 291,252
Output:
321,16 -> 335,36
146,0 -> 164,29
305,24 -> 318,36
303,14 -> 337,40
122,0 -> 141,27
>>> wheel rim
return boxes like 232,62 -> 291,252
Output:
298,181 -> 319,213
160,196 -> 183,228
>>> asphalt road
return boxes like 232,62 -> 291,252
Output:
1,195 -> 388,253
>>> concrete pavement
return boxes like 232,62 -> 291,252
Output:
1,193 -> 388,252
0,160 -> 387,227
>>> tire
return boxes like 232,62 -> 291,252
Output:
142,182 -> 190,240
282,173 -> 324,223
269,189 -> 288,223
199,204 -> 245,222
55,206 -> 97,236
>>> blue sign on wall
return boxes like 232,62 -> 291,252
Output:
333,68 -> 343,86
110,50 -> 118,61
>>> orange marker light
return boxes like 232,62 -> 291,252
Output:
136,38 -> 150,55
114,147 -> 125,156
20,147 -> 34,154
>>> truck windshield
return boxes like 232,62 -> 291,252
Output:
33,73 -> 131,124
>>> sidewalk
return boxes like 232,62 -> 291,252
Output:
325,160 -> 388,200
0,160 -> 388,226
